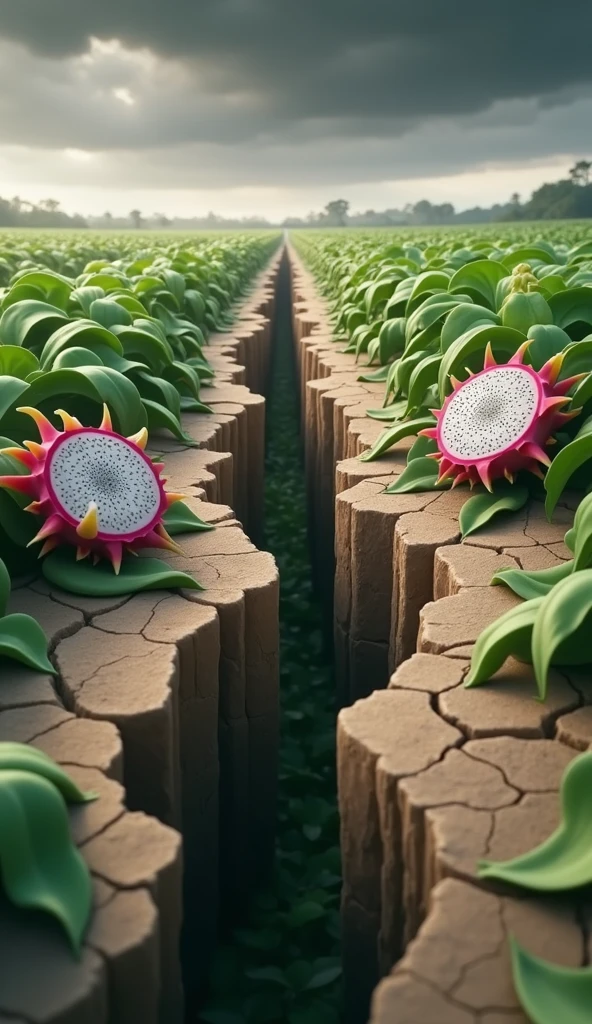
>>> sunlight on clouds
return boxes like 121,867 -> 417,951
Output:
63,148 -> 95,163
112,87 -> 136,106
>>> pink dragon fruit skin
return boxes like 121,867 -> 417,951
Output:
0,405 -> 185,573
420,342 -> 583,491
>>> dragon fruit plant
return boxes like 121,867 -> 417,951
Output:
420,341 -> 582,491
0,404 -> 185,575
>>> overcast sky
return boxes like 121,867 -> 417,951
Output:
0,1 -> 591,218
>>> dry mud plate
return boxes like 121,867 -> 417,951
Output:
287,247 -> 592,1023
0,257 -> 281,1022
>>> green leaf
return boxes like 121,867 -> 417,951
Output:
287,901 -> 326,928
549,287 -> 592,333
162,501 -> 214,534
492,560 -> 574,600
448,259 -> 507,309
305,966 -> 342,990
571,492 -> 592,570
510,937 -> 592,1024
0,347 -> 39,380
459,483 -> 529,538
89,298 -> 132,329
42,548 -> 203,597
0,555 -> 10,614
385,456 -> 448,494
407,434 -> 438,460
531,570 -> 592,701
0,376 -> 30,423
359,416 -> 436,462
245,966 -> 289,987
526,324 -> 573,370
14,366 -> 147,439
0,300 -> 70,351
356,365 -> 390,383
0,613 -> 55,674
0,743 -> 96,803
40,319 -> 123,369
479,751 -> 592,891
440,303 -> 500,351
544,417 -> 592,517
141,398 -> 189,443
405,353 -> 441,414
0,770 -> 92,952
438,325 -> 525,400
464,598 -> 542,688
366,399 -> 406,422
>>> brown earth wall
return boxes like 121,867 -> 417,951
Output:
0,252 -> 282,1021
287,245 -> 592,1023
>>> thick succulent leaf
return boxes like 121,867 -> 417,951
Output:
407,434 -> 439,460
162,501 -> 214,534
479,751 -> 592,891
52,346 -> 104,369
438,325 -> 525,400
459,483 -> 529,539
0,743 -> 96,803
531,570 -> 592,701
464,598 -> 542,688
42,548 -> 203,596
141,398 -> 191,442
448,259 -> 507,309
510,938 -> 592,1024
0,347 -> 39,380
526,324 -> 573,370
404,353 -> 441,415
549,286 -> 592,333
439,303 -> 500,351
39,320 -> 123,368
384,456 -> 450,494
571,491 -> 592,570
0,770 -> 92,953
359,416 -> 436,462
0,557 -> 10,615
0,376 -> 30,423
545,415 -> 592,518
356,365 -> 390,383
366,400 -> 406,422
0,613 -> 55,674
0,300 -> 70,351
492,560 -> 574,600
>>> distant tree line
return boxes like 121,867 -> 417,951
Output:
283,161 -> 592,227
1,161 -> 591,230
0,196 -> 87,228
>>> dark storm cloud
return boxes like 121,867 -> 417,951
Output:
1,0 -> 592,131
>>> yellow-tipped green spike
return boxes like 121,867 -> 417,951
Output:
76,502 -> 99,540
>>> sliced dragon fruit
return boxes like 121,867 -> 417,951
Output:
0,405 -> 185,573
420,342 -> 583,491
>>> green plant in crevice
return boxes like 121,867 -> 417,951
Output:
199,270 -> 341,1024
0,404 -> 210,597
0,742 -> 96,953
